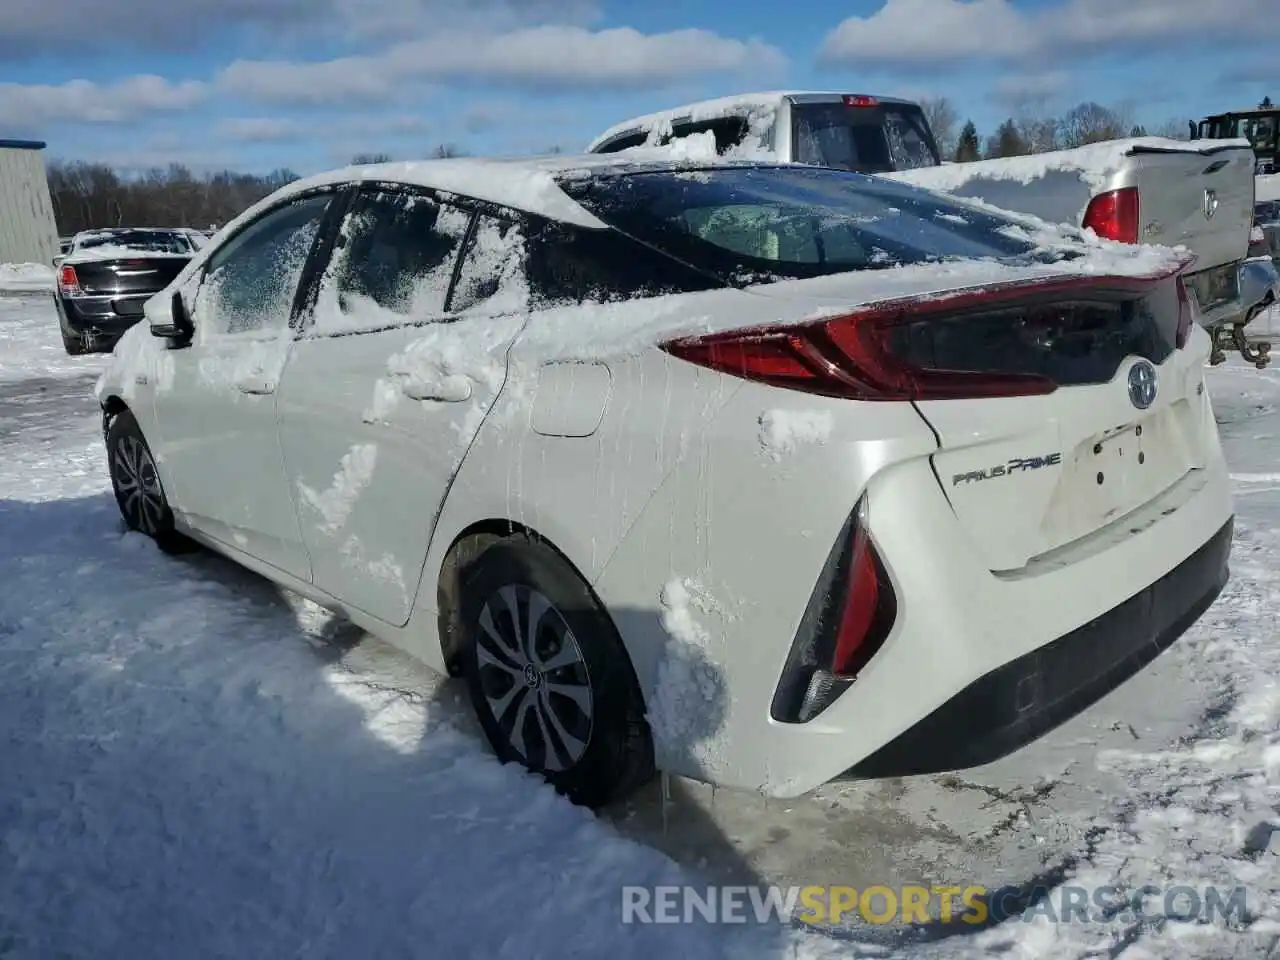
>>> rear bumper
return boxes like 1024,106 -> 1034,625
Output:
55,292 -> 150,342
844,515 -> 1232,779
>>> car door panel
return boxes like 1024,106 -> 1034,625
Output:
276,187 -> 503,626
152,189 -> 339,579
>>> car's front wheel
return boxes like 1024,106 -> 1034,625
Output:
458,537 -> 654,808
105,409 -> 188,552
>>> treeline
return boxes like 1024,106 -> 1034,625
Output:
46,144 -> 472,236
923,94 -> 1274,163
47,162 -> 301,236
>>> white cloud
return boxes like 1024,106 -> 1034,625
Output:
217,25 -> 785,105
0,0 -> 602,57
991,70 -> 1071,107
819,0 -> 1279,69
219,57 -> 399,106
216,118 -> 303,143
0,76 -> 205,126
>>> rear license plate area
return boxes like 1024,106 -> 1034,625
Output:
1069,412 -> 1189,526
1185,263 -> 1240,313
112,299 -> 145,317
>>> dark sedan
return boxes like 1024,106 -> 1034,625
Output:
54,228 -> 196,355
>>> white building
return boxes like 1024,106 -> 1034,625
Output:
0,139 -> 59,266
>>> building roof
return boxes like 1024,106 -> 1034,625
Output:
0,139 -> 47,151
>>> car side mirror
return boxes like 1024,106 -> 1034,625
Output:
150,290 -> 195,344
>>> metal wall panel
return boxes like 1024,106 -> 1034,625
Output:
0,147 -> 59,265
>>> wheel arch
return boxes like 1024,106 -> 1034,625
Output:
433,518 -> 645,707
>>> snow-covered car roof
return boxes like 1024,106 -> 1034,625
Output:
269,153 -> 785,230
586,91 -> 919,152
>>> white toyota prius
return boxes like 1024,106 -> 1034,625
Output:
95,155 -> 1233,808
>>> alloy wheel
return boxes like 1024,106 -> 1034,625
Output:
112,435 -> 166,534
475,584 -> 594,772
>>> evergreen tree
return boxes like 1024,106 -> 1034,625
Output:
953,120 -> 981,162
1260,96 -> 1274,109
986,118 -> 1028,158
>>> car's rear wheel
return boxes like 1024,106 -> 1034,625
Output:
105,409 -> 191,553
458,537 -> 654,808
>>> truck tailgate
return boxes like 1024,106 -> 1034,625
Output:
1128,142 -> 1255,272
885,138 -> 1256,274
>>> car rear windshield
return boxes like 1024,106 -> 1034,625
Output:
77,230 -> 191,254
791,102 -> 939,173
558,166 -> 1047,285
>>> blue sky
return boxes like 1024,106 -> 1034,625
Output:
0,0 -> 1275,175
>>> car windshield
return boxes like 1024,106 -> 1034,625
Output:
558,166 -> 1051,285
76,230 -> 191,254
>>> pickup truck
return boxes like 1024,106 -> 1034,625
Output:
882,139 -> 1262,366
587,95 -> 1264,366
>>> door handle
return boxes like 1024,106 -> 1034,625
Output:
235,376 -> 276,395
400,378 -> 471,402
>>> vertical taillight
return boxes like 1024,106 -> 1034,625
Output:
1083,187 -> 1140,244
1175,275 -> 1193,349
57,264 -> 82,297
770,498 -> 898,723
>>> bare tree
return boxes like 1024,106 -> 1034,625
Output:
432,143 -> 467,158
351,153 -> 392,164
1058,101 -> 1128,148
1153,117 -> 1191,140
919,96 -> 959,159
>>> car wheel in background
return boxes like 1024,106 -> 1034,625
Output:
458,537 -> 654,808
62,332 -> 88,356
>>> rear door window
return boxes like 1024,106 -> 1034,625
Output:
792,102 -> 940,173
313,187 -> 473,333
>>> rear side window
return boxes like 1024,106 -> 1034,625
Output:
449,213 -> 530,315
315,188 -> 472,332
524,221 -> 718,308
792,103 -> 939,173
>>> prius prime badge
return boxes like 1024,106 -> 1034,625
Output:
1128,360 -> 1158,410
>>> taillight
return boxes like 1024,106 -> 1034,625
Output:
770,498 -> 897,723
1175,275 -> 1193,349
1082,187 -> 1140,244
831,506 -> 894,677
843,94 -> 879,107
665,278 -> 1154,401
57,264 -> 82,297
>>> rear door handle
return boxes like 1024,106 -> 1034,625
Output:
235,376 -> 275,395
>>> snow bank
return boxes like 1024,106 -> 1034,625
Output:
0,262 -> 54,292
885,136 -> 1251,195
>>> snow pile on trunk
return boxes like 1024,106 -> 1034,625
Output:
0,262 -> 55,292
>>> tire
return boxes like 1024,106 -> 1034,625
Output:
458,537 -> 654,808
105,409 -> 192,554
62,332 -> 88,356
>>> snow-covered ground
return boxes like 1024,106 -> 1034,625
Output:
2,290 -> 1280,958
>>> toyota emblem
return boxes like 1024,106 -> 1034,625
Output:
1127,360 -> 1158,410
